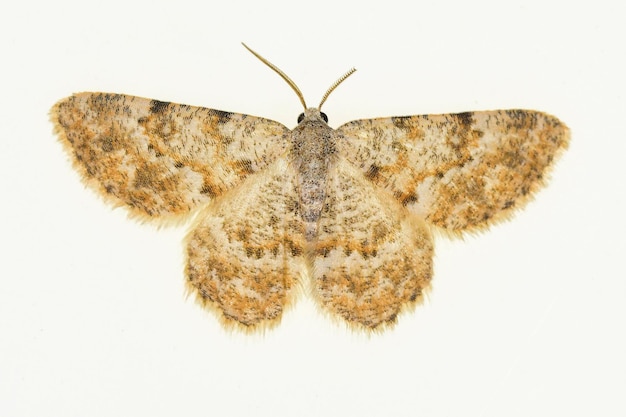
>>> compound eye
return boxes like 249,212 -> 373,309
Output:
321,112 -> 328,123
297,113 -> 305,123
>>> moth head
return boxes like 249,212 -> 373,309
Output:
298,109 -> 328,124
242,42 -> 355,125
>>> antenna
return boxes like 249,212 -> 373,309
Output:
318,67 -> 356,110
242,43 -> 307,110
242,43 -> 356,111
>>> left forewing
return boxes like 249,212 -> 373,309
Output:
336,110 -> 569,233
52,93 -> 290,222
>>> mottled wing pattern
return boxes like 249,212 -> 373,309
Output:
312,159 -> 433,329
186,159 -> 307,330
336,110 -> 570,232
52,93 -> 290,221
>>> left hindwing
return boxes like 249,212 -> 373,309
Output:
186,159 -> 308,330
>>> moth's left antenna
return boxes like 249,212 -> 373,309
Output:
242,43 -> 307,110
318,67 -> 356,111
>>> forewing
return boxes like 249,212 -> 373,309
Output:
186,159 -> 307,330
52,93 -> 290,221
312,159 -> 433,329
336,110 -> 569,232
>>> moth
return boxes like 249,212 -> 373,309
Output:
51,43 -> 569,332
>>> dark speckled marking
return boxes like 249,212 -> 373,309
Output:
289,241 -> 303,257
149,100 -> 170,113
365,164 -> 381,180
235,159 -> 255,174
402,193 -> 418,206
394,190 -> 418,206
200,183 -> 218,198
391,116 -> 411,129
211,109 -> 233,123
504,109 -> 540,130
100,136 -> 114,152
454,112 -> 474,128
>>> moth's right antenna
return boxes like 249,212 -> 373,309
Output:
242,43 -> 307,111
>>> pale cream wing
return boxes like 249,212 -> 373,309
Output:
52,93 -> 290,221
312,159 -> 433,330
336,110 -> 570,232
186,159 -> 307,330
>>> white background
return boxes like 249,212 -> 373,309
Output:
1,1 -> 624,416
